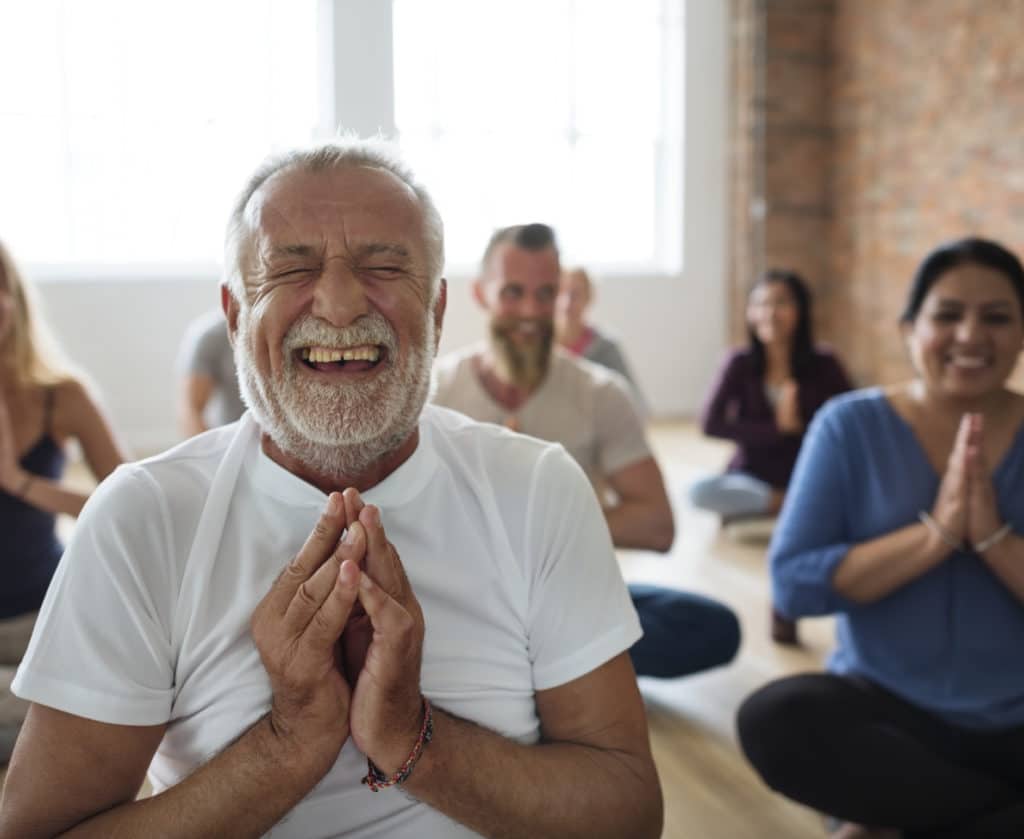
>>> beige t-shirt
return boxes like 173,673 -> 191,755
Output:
432,344 -> 651,487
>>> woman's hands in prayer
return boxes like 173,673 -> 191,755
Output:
931,413 -> 1002,549
774,380 -> 803,434
963,413 -> 1003,546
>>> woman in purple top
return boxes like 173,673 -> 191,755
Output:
692,270 -> 852,517
0,239 -> 127,763
691,270 -> 851,641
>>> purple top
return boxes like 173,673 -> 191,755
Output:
700,347 -> 851,488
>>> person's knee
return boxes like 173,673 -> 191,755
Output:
738,678 -> 815,783
688,476 -> 727,512
710,603 -> 741,665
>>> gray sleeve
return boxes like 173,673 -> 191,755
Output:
178,316 -> 227,380
586,336 -> 649,417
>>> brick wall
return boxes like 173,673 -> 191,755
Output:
729,0 -> 1024,387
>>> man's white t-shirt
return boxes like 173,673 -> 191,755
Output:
13,406 -> 640,839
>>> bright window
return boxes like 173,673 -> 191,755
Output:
392,0 -> 684,272
0,0 -> 318,267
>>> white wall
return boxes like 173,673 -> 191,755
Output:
34,0 -> 729,455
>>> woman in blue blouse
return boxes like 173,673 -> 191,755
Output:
738,238 -> 1024,838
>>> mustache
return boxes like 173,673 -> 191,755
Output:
283,313 -> 398,353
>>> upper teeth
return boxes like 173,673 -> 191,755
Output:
950,356 -> 986,368
301,346 -> 380,363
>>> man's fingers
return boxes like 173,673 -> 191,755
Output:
356,571 -> 417,654
264,493 -> 346,617
281,518 -> 366,633
303,559 -> 362,648
360,505 -> 404,597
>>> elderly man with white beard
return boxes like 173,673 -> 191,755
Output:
0,142 -> 662,839
432,224 -> 741,682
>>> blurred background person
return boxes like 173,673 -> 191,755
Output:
690,270 -> 851,642
0,239 -> 128,764
739,238 -> 1024,838
556,265 -> 648,415
176,308 -> 244,437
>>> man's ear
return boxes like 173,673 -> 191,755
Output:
221,284 -> 240,346
472,276 -> 488,310
432,279 -> 447,352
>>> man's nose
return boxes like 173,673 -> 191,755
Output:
311,262 -> 369,327
520,293 -> 549,320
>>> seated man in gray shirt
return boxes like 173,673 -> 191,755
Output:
176,308 -> 246,436
433,223 -> 740,680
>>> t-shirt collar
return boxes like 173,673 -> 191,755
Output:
248,412 -> 438,510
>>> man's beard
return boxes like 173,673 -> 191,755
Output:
235,308 -> 435,478
489,317 -> 554,391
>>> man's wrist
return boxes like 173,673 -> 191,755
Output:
366,697 -> 430,776
259,710 -> 349,786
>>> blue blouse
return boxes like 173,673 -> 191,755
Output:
771,389 -> 1024,730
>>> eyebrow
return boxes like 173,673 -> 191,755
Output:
268,244 -> 321,259
934,298 -> 1014,308
354,243 -> 412,260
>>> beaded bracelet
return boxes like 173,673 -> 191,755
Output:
974,522 -> 1013,555
918,511 -> 963,551
362,697 -> 433,792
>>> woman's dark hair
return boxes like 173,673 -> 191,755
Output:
747,269 -> 817,381
900,237 -> 1024,323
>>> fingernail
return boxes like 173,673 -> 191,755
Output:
327,493 -> 341,515
339,559 -> 358,585
359,572 -> 373,590
345,522 -> 362,544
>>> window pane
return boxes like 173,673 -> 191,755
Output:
393,0 -> 682,271
0,0 -> 318,266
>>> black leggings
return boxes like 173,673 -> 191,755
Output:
737,674 -> 1024,838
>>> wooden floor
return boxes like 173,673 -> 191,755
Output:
627,421 -> 832,838
3,422 -> 834,837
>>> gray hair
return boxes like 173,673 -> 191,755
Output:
223,138 -> 445,301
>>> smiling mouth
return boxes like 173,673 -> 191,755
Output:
297,344 -> 387,373
946,354 -> 990,371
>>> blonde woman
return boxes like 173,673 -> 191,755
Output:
0,240 -> 128,763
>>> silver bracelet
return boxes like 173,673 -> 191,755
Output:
918,511 -> 963,551
974,522 -> 1013,555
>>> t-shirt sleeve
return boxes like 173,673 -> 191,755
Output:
525,446 -> 642,690
177,316 -> 224,379
769,401 -> 858,618
593,373 -> 652,476
12,465 -> 179,725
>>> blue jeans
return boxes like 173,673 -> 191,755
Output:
628,584 -> 741,679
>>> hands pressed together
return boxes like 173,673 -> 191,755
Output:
250,487 -> 426,784
929,413 -> 1005,552
774,380 -> 803,434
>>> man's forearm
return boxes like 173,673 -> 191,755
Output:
400,708 -> 662,839
604,502 -> 674,553
60,716 -> 325,839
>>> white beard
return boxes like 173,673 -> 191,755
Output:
235,308 -> 435,478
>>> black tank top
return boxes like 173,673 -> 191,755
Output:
1,387 -> 66,618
